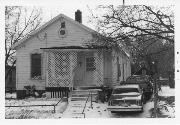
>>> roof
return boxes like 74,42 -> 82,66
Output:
40,45 -> 111,50
11,13 -> 98,50
112,85 -> 140,89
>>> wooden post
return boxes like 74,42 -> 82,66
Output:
153,77 -> 158,117
91,91 -> 93,109
54,105 -> 56,113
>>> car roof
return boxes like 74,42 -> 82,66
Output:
128,75 -> 150,78
112,85 -> 139,89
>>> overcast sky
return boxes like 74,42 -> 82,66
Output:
2,0 -> 176,31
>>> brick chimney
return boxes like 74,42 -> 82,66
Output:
75,10 -> 82,23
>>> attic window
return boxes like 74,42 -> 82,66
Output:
61,22 -> 65,28
58,21 -> 67,38
60,30 -> 65,35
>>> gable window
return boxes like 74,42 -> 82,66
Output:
31,53 -> 41,79
61,22 -> 65,28
58,21 -> 67,38
86,57 -> 96,71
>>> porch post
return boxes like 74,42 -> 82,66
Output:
45,51 -> 49,87
69,51 -> 77,90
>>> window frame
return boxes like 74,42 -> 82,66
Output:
85,56 -> 96,71
30,53 -> 42,80
58,21 -> 68,38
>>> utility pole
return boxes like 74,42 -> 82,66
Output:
151,61 -> 158,117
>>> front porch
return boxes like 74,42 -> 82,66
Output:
41,46 -> 111,98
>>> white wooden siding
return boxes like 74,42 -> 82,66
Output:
16,18 -> 93,90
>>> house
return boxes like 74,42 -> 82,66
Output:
11,10 -> 131,99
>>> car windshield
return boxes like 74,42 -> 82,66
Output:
112,88 -> 139,94
126,76 -> 149,83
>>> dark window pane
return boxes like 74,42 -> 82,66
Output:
86,57 -> 95,71
61,22 -> 65,28
31,54 -> 41,78
60,30 -> 65,35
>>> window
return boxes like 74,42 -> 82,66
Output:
31,54 -> 41,79
61,22 -> 65,28
58,22 -> 67,38
60,30 -> 65,35
86,57 -> 96,71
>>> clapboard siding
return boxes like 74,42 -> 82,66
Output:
16,17 -> 93,90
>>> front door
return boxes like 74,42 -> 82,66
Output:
73,51 -> 95,87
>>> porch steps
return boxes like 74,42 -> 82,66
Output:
70,89 -> 100,102
62,101 -> 86,118
62,88 -> 101,118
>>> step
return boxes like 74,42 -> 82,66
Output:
71,91 -> 98,95
71,93 -> 98,97
72,89 -> 101,92
71,97 -> 88,101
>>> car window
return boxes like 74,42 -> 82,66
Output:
112,88 -> 139,94
126,76 -> 149,83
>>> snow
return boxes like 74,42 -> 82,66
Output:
120,95 -> 141,100
5,93 -> 17,98
115,92 -> 140,95
84,102 -> 109,118
158,86 -> 175,96
5,98 -> 68,119
157,85 -> 175,118
158,101 -> 175,118
5,85 -> 175,118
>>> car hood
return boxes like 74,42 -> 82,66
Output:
110,92 -> 142,100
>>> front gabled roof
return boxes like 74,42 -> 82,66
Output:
11,13 -> 98,50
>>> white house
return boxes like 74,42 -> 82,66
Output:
11,10 -> 131,98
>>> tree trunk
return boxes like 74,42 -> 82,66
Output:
5,60 -> 16,81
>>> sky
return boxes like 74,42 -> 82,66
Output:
2,0 -> 176,30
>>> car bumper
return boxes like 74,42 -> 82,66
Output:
107,105 -> 143,112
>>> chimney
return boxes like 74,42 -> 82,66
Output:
75,10 -> 82,23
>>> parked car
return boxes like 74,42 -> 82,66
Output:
125,75 -> 153,98
107,85 -> 144,112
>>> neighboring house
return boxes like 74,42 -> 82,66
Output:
5,65 -> 16,92
11,10 -> 131,98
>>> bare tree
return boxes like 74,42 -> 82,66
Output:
5,6 -> 43,80
89,5 -> 174,117
89,5 -> 174,71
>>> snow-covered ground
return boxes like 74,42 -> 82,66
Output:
5,92 -> 16,98
158,86 -> 175,118
5,96 -> 68,119
158,86 -> 175,97
5,85 -> 175,118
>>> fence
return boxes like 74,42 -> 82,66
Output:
5,97 -> 64,114
46,87 -> 70,98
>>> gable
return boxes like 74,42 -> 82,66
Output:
12,14 -> 97,50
